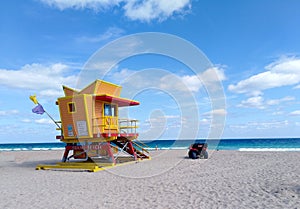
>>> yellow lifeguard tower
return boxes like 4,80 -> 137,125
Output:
36,80 -> 150,172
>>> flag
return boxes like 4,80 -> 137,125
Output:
32,104 -> 45,115
29,95 -> 38,104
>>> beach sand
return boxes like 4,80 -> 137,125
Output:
0,150 -> 299,209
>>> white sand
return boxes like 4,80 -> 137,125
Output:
0,150 -> 299,209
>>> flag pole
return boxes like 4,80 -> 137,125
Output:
30,94 -> 61,129
42,107 -> 61,129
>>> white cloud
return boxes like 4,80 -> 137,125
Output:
40,0 -> 120,10
238,96 -> 264,109
200,67 -> 226,92
249,120 -> 289,130
272,111 -> 284,116
229,124 -> 248,129
237,96 -> 295,109
35,118 -> 53,124
211,108 -> 227,116
107,68 -> 137,83
231,120 -> 289,130
77,27 -> 125,43
228,57 -> 300,95
163,115 -> 180,119
179,74 -> 202,92
0,63 -> 78,98
159,74 -> 191,92
124,0 -> 191,22
160,66 -> 226,93
40,89 -> 65,97
266,96 -> 294,105
294,84 -> 300,89
199,118 -> 210,125
21,119 -> 31,123
0,109 -> 19,116
289,110 -> 300,116
40,0 -> 191,22
202,67 -> 226,83
203,108 -> 227,117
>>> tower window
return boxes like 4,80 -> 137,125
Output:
104,104 -> 117,116
68,102 -> 76,113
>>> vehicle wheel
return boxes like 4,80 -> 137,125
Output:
188,150 -> 199,159
203,150 -> 208,159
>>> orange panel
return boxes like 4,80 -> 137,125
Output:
95,80 -> 122,96
63,86 -> 78,96
58,95 -> 92,140
80,81 -> 97,94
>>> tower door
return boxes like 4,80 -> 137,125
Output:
103,104 -> 118,130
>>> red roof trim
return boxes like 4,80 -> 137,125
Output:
94,95 -> 139,107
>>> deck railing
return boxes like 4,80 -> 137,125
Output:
92,117 -> 138,136
118,118 -> 138,134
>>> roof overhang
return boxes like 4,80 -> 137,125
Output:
94,95 -> 139,107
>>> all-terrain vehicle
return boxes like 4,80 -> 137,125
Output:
188,143 -> 208,159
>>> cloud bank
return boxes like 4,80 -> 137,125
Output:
228,57 -> 300,95
0,63 -> 78,97
39,0 -> 191,22
237,96 -> 295,109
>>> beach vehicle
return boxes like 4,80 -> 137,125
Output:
33,80 -> 150,172
188,143 -> 208,159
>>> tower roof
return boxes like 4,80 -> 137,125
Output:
61,80 -> 139,107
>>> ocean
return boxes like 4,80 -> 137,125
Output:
1,138 -> 300,152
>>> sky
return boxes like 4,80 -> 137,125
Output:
1,0 -> 300,143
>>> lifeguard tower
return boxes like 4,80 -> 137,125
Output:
36,80 -> 150,172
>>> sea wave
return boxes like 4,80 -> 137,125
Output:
238,148 -> 300,152
12,148 -> 29,151
146,147 -> 189,150
0,147 -> 65,152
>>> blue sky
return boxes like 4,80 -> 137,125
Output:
1,0 -> 300,143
